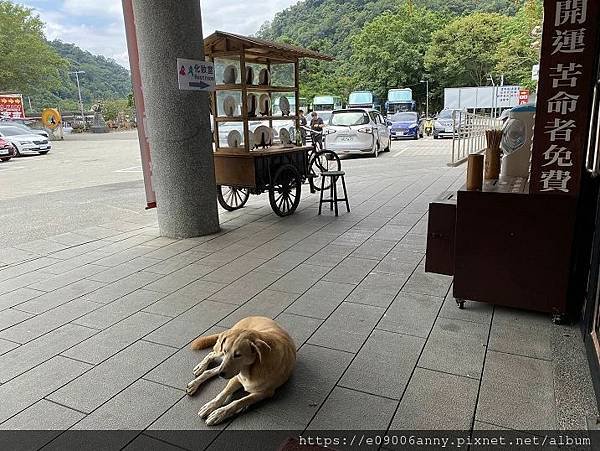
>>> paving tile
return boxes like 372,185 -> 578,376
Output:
0,399 -> 84,430
143,263 -> 214,293
75,225 -> 124,240
14,279 -> 105,315
388,212 -> 423,227
476,351 -> 557,429
285,280 -> 355,319
124,434 -> 188,451
307,387 -> 397,430
86,257 -> 161,283
309,302 -> 385,353
0,287 -> 45,311
393,233 -> 427,253
143,281 -> 226,318
269,264 -> 325,294
304,247 -> 349,268
371,224 -> 411,241
331,230 -> 374,247
0,324 -> 96,383
202,255 -> 268,284
0,308 -> 33,331
218,290 -> 299,328
0,257 -> 60,282
84,271 -> 158,304
351,238 -> 397,260
0,338 -> 19,355
257,250 -> 313,275
143,240 -> 202,260
210,270 -> 281,305
144,250 -> 211,275
69,379 -> 183,431
144,300 -> 235,348
0,272 -> 54,297
62,311 -> 169,364
489,308 -> 552,361
197,243 -> 255,266
345,272 -> 405,308
144,325 -> 227,389
0,247 -> 40,265
402,265 -> 452,297
40,251 -> 110,275
27,264 -> 107,292
439,291 -> 493,325
47,239 -> 112,260
0,298 -> 101,344
227,344 -> 353,429
377,292 -> 443,338
340,329 -> 424,399
46,231 -> 95,247
48,340 -> 176,414
390,367 -> 479,429
74,289 -> 165,329
418,317 -> 488,379
0,355 -> 92,423
14,239 -> 71,256
274,313 -> 323,348
322,257 -> 378,285
91,245 -> 156,267
374,251 -> 422,276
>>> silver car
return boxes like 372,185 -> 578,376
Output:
0,126 -> 51,155
323,108 -> 391,157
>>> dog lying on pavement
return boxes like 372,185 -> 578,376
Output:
187,316 -> 296,426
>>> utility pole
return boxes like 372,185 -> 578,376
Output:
420,79 -> 429,118
68,70 -> 86,128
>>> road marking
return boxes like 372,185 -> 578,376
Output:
115,166 -> 142,173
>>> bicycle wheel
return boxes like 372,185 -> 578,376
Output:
308,150 -> 341,192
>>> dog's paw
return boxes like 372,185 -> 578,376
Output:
198,400 -> 219,419
205,406 -> 229,426
186,381 -> 199,396
193,362 -> 208,377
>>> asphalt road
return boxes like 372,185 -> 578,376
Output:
0,130 -> 452,247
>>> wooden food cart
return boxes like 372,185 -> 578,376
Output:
204,32 -> 333,216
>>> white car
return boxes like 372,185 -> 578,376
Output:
0,126 -> 51,156
323,108 -> 391,157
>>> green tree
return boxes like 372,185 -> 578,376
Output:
424,13 -> 509,87
350,5 -> 444,101
0,1 -> 66,93
495,0 -> 542,90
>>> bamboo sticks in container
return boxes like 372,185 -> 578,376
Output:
485,129 -> 503,180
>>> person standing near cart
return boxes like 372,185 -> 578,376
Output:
310,111 -> 324,151
299,109 -> 307,145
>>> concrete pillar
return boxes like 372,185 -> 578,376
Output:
132,0 -> 220,238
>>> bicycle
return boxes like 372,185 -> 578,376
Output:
301,126 -> 342,193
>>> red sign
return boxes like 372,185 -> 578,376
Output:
0,94 -> 25,119
530,0 -> 600,196
518,89 -> 529,105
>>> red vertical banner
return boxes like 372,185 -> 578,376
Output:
122,0 -> 157,209
0,94 -> 26,119
518,89 -> 530,105
530,0 -> 600,196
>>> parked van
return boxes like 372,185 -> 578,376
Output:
311,95 -> 343,112
347,91 -> 382,112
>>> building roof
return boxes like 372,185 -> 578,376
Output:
204,31 -> 334,62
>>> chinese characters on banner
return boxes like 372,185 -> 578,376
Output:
530,0 -> 600,195
0,94 -> 25,119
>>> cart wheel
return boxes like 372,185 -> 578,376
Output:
456,299 -> 466,309
217,185 -> 250,211
552,313 -> 568,325
309,150 -> 341,192
270,164 -> 301,217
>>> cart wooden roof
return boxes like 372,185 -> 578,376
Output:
204,31 -> 334,62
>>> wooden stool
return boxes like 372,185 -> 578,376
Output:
318,171 -> 350,216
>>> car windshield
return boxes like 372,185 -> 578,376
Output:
390,112 -> 417,122
319,111 -> 333,123
330,111 -> 370,126
437,110 -> 454,119
0,126 -> 29,136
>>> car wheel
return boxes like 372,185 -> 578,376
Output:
372,140 -> 379,158
0,157 -> 10,162
13,145 -> 21,156
385,136 -> 391,152
414,133 -> 418,140
433,134 -> 438,140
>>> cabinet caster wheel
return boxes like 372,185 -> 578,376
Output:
456,299 -> 466,309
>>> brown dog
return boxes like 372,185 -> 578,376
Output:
186,316 -> 296,426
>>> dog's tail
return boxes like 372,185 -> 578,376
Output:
190,333 -> 220,350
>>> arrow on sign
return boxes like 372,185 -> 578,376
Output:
189,81 -> 210,89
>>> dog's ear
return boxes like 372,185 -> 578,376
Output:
250,339 -> 271,363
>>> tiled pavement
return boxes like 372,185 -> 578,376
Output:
0,141 -> 597,449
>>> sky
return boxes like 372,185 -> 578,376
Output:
20,0 -> 298,68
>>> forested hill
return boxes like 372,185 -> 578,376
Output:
258,0 -> 525,58
29,40 -> 132,112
